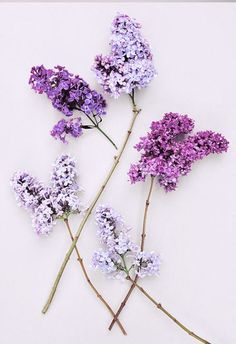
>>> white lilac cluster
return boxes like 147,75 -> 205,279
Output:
93,13 -> 156,98
11,154 -> 83,235
92,205 -> 160,279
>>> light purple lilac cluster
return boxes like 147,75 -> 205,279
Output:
11,155 -> 83,235
92,205 -> 160,279
29,65 -> 106,143
92,13 -> 156,98
128,113 -> 229,192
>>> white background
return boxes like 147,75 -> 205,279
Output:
1,3 -> 236,344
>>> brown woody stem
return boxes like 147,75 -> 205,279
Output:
128,277 -> 211,344
108,176 -> 155,330
63,218 -> 126,335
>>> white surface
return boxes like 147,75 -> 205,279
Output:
1,3 -> 236,344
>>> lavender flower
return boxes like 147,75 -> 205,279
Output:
10,172 -> 44,211
51,118 -> 83,143
29,65 -> 106,117
128,113 -> 229,191
92,250 -> 126,280
51,154 -> 79,190
93,205 -> 159,280
95,205 -> 128,244
93,13 -> 156,98
11,154 -> 83,235
134,251 -> 161,278
50,154 -> 83,217
31,188 -> 56,235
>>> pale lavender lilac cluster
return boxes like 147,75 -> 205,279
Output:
29,65 -> 106,143
92,13 -> 156,98
92,205 -> 160,279
11,155 -> 83,235
128,112 -> 229,191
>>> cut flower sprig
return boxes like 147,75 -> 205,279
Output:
108,112 -> 228,342
63,217 -> 126,335
108,175 -> 154,330
42,12 -> 157,314
11,154 -> 126,334
29,65 -> 117,149
111,112 -> 229,326
92,205 -> 211,344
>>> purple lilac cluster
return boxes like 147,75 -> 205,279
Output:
51,118 -> 83,144
128,113 -> 229,192
29,65 -> 106,143
92,14 -> 156,98
29,65 -> 106,116
92,205 -> 160,279
11,155 -> 83,235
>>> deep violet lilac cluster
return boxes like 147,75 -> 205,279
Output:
29,65 -> 107,143
11,155 -> 83,235
92,205 -> 160,279
51,118 -> 83,144
29,65 -> 106,117
128,113 -> 229,192
92,14 -> 156,98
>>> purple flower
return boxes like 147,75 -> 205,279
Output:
50,154 -> 83,217
29,65 -> 107,116
11,171 -> 44,211
92,250 -> 125,279
51,154 -> 79,190
92,13 -> 156,98
93,205 -> 159,280
95,205 -> 128,244
29,65 -> 54,94
11,154 -> 83,235
29,65 -> 118,148
31,188 -> 56,235
134,251 -> 161,278
128,113 -> 229,191
51,118 -> 83,143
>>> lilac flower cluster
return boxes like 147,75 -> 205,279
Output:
51,118 -> 83,144
11,155 -> 83,235
93,14 -> 156,98
29,65 -> 106,117
29,65 -> 107,143
128,113 -> 229,191
92,205 -> 160,279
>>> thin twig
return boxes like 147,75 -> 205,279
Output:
63,218 -> 126,335
42,96 -> 141,314
75,107 -> 118,149
128,277 -> 211,344
108,176 -> 155,330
